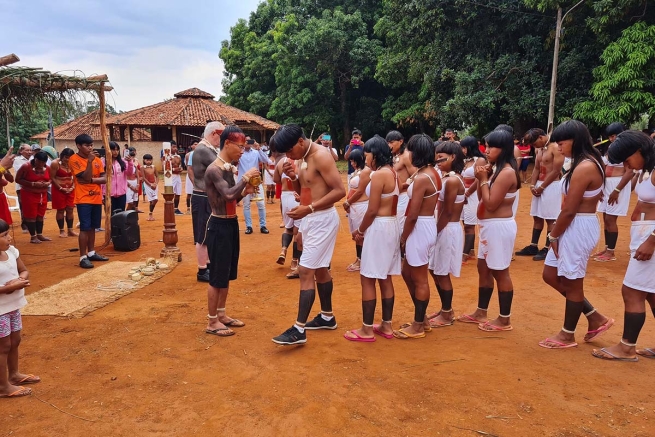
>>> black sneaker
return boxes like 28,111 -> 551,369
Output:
245,227 -> 253,234
515,245 -> 539,256
272,326 -> 307,345
174,209 -> 184,215
533,247 -> 548,261
197,270 -> 210,282
88,253 -> 108,261
80,258 -> 94,269
260,226 -> 269,234
304,313 -> 338,330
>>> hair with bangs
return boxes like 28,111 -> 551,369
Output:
435,141 -> 465,174
407,134 -> 435,168
460,136 -> 484,158
551,120 -> 603,192
273,124 -> 305,153
363,135 -> 393,169
485,130 -> 521,188
608,130 -> 655,173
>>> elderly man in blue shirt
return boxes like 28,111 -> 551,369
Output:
238,137 -> 271,234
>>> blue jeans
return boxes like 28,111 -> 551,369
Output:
243,194 -> 266,228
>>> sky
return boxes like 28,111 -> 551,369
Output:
0,0 -> 263,112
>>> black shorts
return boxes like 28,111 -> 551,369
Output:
206,216 -> 240,288
191,191 -> 211,244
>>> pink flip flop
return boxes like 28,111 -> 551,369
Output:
344,330 -> 376,342
373,324 -> 393,339
457,314 -> 486,324
584,318 -> 615,342
478,321 -> 513,332
538,337 -> 578,349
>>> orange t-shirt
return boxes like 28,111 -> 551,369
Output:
69,153 -> 104,205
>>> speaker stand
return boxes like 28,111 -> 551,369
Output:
161,187 -> 182,261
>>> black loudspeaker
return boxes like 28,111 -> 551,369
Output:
112,210 -> 141,251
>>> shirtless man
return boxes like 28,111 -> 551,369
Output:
271,124 -> 346,345
203,126 -> 259,336
141,154 -> 158,221
171,144 -> 184,215
515,128 -> 564,261
191,121 -> 225,282
274,148 -> 302,277
386,130 -> 416,233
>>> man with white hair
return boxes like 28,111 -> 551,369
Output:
191,121 -> 225,282
13,144 -> 32,233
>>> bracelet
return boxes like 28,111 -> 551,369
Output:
308,203 -> 315,213
479,181 -> 489,188
614,187 -> 621,193
357,227 -> 364,234
343,201 -> 350,208
0,166 -> 5,174
651,231 -> 655,238
547,233 -> 559,242
290,175 -> 298,182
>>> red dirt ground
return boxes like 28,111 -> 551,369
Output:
2,175 -> 655,437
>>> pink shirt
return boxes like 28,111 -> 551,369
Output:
110,159 -> 133,197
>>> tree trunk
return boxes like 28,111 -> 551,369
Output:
340,79 -> 349,156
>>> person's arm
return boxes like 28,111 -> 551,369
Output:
530,150 -> 541,188
476,167 -> 514,212
205,167 -> 258,201
401,176 -> 428,243
289,153 -> 345,218
345,169 -> 371,206
635,171 -> 655,260
549,164 -> 594,240
536,147 -> 565,196
273,161 -> 283,185
49,160 -> 64,191
344,143 -> 353,160
0,150 -> 16,173
357,172 -> 382,234
436,178 -> 456,234
608,168 -> 635,205
15,164 -> 32,190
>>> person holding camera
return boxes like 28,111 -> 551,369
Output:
344,129 -> 365,190
239,137 -> 270,234
317,133 -> 338,162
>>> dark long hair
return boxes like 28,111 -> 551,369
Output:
551,120 -> 604,192
109,141 -> 126,172
349,149 -> 365,170
363,135 -> 393,169
485,130 -> 521,188
407,134 -> 435,168
435,141 -> 465,174
608,130 -> 655,173
385,130 -> 406,154
460,136 -> 484,158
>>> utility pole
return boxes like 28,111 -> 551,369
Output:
547,0 -> 585,135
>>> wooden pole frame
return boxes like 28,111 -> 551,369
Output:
98,84 -> 112,245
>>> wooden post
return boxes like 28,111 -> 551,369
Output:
98,85 -> 112,245
127,124 -> 131,147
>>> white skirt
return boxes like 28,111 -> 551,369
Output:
478,217 -> 517,270
281,191 -> 300,229
545,213 -> 600,279
360,216 -> 401,279
430,221 -> 464,277
144,183 -> 158,202
348,201 -> 368,234
298,207 -> 339,269
185,174 -> 193,195
530,180 -> 561,220
623,221 -> 655,293
264,170 -> 275,186
461,191 -> 479,225
405,216 -> 437,267
597,176 -> 631,216
171,174 -> 182,196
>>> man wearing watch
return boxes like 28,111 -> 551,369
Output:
515,128 -> 564,261
271,124 -> 346,345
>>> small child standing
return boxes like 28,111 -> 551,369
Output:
0,219 -> 39,399
141,154 -> 159,221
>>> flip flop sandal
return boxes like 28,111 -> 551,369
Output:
538,337 -> 578,349
457,314 -> 486,324
399,322 -> 432,332
478,321 -> 513,332
429,318 -> 454,328
224,319 -> 245,327
205,327 -> 235,337
276,252 -> 286,265
392,328 -> 426,339
286,270 -> 300,279
372,324 -> 393,339
13,374 -> 40,385
592,348 -> 638,362
593,254 -> 616,262
636,348 -> 655,359
343,330 -> 376,342
584,318 -> 615,342
0,386 -> 32,398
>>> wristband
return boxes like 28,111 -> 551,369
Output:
547,233 -> 559,242
0,166 -> 6,174
614,187 -> 621,193
479,181 -> 489,188
290,175 -> 298,182
357,227 -> 364,234
343,201 -> 350,208
308,203 -> 315,213
651,231 -> 655,238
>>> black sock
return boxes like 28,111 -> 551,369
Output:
622,312 -> 646,344
292,242 -> 301,259
652,306 -> 655,319
56,218 -> 65,231
174,196 -> 180,209
381,297 -> 394,322
544,234 -> 551,248
36,220 -> 44,235
582,298 -> 595,315
356,244 -> 362,259
440,289 -> 454,311
186,196 -> 191,208
607,231 -> 618,250
531,228 -> 543,246
297,289 -> 316,324
604,229 -> 609,247
198,267 -> 207,275
414,298 -> 429,323
282,233 -> 292,248
26,222 -> 36,236
316,281 -> 333,313
477,287 -> 494,310
563,299 -> 584,332
362,299 -> 376,325
66,218 -> 74,229
463,234 -> 475,255
498,290 -> 513,316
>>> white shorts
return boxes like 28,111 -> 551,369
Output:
397,192 -> 409,232
512,190 -> 520,218
530,180 -> 561,220
348,201 -> 368,234
478,218 -> 517,270
430,222 -> 464,277
461,191 -> 479,225
623,221 -> 655,293
597,176 -> 631,216
264,171 -> 274,186
144,184 -> 158,202
405,216 -> 437,267
298,207 -> 339,269
281,191 -> 300,229
127,180 -> 139,203
172,174 -> 182,196
360,216 -> 401,279
185,175 -> 193,195
545,213 -> 600,279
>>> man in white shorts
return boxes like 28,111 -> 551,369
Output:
171,143 -> 184,215
274,154 -> 303,278
271,124 -> 346,345
515,128 -> 564,261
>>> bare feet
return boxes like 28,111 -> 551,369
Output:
147,215 -> 155,221
9,372 -> 41,385
29,236 -> 41,244
479,316 -> 512,332
0,384 -> 32,398
59,230 -> 67,238
373,321 -> 393,337
539,330 -> 576,348
429,309 -> 455,327
68,229 -> 79,237
36,234 -> 51,241
592,343 -> 637,361
458,309 -> 487,324
584,316 -> 614,342
637,347 -> 655,358
344,326 -> 375,341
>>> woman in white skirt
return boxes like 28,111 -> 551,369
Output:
343,149 -> 371,272
539,120 -> 614,349
428,141 -> 465,328
345,136 -> 400,342
460,137 -> 486,262
458,129 -> 519,332
395,134 -> 441,339
592,131 -> 655,361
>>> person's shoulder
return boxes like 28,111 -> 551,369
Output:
7,245 -> 19,259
